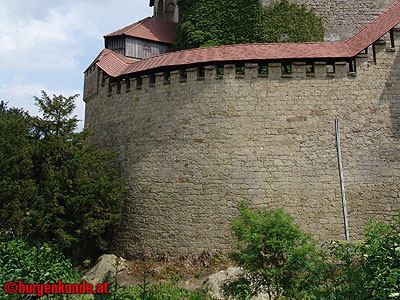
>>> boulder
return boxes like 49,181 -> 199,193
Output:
204,267 -> 243,299
204,267 -> 270,300
83,254 -> 122,287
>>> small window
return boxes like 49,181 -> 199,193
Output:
258,65 -> 268,75
101,72 -> 106,86
125,77 -> 131,92
306,63 -> 314,74
164,71 -> 171,83
282,63 -> 292,74
197,67 -> 205,78
149,74 -> 156,86
179,69 -> 187,81
136,77 -> 142,89
326,64 -> 335,73
235,65 -> 245,75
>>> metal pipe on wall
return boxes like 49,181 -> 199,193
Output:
336,117 -> 350,242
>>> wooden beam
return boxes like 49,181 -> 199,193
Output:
390,28 -> 395,48
349,58 -> 356,73
372,42 -> 377,64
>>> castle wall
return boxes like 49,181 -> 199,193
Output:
84,35 -> 400,258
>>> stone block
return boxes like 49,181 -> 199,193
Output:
204,65 -> 217,82
268,62 -> 282,79
245,63 -> 258,79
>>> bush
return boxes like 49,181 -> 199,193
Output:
228,201 -> 325,299
0,238 -> 89,299
361,214 -> 400,298
318,213 -> 400,300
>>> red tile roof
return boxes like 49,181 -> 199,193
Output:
86,49 -> 139,77
105,17 -> 178,45
347,0 -> 400,54
123,42 -> 351,76
94,1 -> 400,78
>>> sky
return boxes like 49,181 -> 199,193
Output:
0,0 -> 153,130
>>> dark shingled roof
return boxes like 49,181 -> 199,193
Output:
93,0 -> 400,78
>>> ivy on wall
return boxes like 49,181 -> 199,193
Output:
263,0 -> 325,43
175,0 -> 325,50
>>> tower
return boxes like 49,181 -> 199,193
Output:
150,0 -> 178,23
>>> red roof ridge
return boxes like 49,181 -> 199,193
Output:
346,0 -> 400,54
84,49 -> 113,72
104,17 -> 178,44
104,17 -> 151,38
102,50 -> 138,64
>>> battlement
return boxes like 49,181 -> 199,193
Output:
88,33 -> 400,101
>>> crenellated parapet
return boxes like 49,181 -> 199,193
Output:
83,26 -> 400,103
97,55 -> 388,99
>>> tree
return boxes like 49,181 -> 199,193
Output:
175,0 -> 324,50
0,101 -> 36,238
0,92 -> 125,261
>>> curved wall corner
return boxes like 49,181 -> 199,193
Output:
84,45 -> 400,258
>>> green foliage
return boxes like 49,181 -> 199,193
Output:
263,0 -> 324,43
175,0 -> 324,50
175,0 -> 265,50
94,258 -> 208,300
361,214 -> 400,298
318,213 -> 400,300
122,285 -> 208,300
0,102 -> 36,237
228,201 -> 325,299
0,92 -> 124,260
0,238 -> 89,299
315,241 -> 368,300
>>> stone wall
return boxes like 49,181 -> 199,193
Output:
84,34 -> 400,258
263,0 -> 398,41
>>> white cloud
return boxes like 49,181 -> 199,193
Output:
0,81 -> 84,130
0,0 -> 152,72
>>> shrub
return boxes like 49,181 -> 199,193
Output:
0,238 -> 89,299
318,213 -> 400,300
228,201 -> 325,299
361,214 -> 400,299
316,240 -> 368,300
